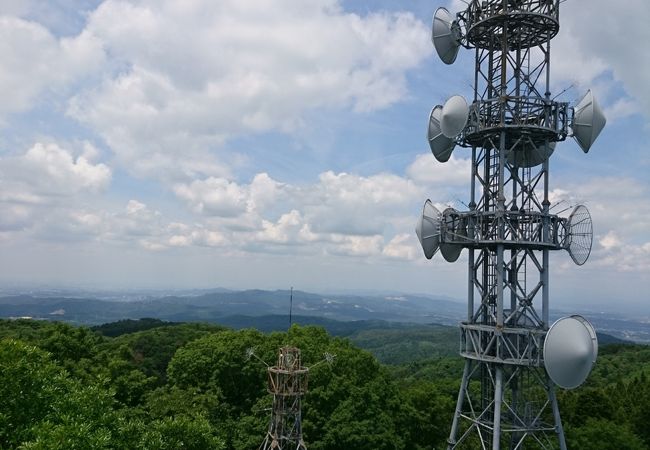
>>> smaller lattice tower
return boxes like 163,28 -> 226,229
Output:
260,346 -> 309,450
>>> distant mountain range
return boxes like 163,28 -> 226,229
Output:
0,289 -> 465,325
0,288 -> 648,343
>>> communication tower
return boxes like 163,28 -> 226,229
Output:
415,1 -> 604,448
260,346 -> 309,450
247,346 -> 334,450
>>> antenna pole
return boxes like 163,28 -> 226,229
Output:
289,286 -> 293,329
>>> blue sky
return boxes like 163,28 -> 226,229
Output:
0,0 -> 648,312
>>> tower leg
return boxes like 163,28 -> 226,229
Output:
447,359 -> 471,449
492,366 -> 503,450
549,385 -> 567,450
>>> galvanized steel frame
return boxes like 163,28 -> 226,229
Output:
443,1 -> 569,448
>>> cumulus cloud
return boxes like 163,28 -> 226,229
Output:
172,172 -> 287,218
406,154 -> 469,187
304,171 -> 421,235
144,160 -> 431,258
382,233 -> 418,260
0,15 -> 104,118
28,199 -> 229,251
66,0 -> 430,180
553,0 -> 650,119
256,210 -> 305,244
0,142 -> 111,202
0,140 -> 111,235
173,177 -> 249,217
550,176 -> 650,273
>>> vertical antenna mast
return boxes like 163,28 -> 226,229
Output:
417,1 -> 605,449
289,286 -> 293,329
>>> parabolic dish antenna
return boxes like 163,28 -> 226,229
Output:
573,314 -> 598,361
567,204 -> 593,266
432,7 -> 462,65
440,95 -> 469,138
572,90 -> 606,153
544,315 -> 598,389
440,207 -> 463,262
507,141 -> 556,168
416,199 -> 442,259
428,105 -> 456,162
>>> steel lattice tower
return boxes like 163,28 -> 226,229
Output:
416,1 -> 605,449
260,346 -> 308,450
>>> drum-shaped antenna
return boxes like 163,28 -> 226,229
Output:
432,7 -> 461,65
544,315 -> 598,389
416,199 -> 442,259
507,142 -> 556,168
572,90 -> 606,153
428,105 -> 456,162
440,95 -> 469,138
567,204 -> 593,266
440,207 -> 463,262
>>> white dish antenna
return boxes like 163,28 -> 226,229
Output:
432,7 -> 462,65
572,90 -> 606,153
574,314 -> 598,361
567,204 -> 593,266
416,199 -> 442,259
440,95 -> 469,138
544,315 -> 598,389
440,207 -> 463,262
428,105 -> 456,162
507,142 -> 556,168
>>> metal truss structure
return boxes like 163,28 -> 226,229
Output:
260,346 -> 308,450
430,1 -> 583,449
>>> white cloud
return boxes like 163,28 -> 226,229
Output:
28,199 -> 229,251
67,0 -> 430,180
599,231 -> 622,251
0,16 -> 104,118
131,163 -> 429,257
604,97 -> 641,123
331,234 -> 383,257
304,171 -> 421,235
22,143 -> 111,193
382,233 -> 418,260
406,153 -> 469,187
256,210 -> 304,244
553,0 -> 650,118
550,176 -> 650,273
0,142 -> 111,204
173,177 -> 249,217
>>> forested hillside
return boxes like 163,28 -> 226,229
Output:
1,319 -> 648,449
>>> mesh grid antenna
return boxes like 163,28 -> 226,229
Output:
567,205 -> 593,266
416,2 -> 605,448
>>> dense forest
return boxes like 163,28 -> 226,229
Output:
1,318 -> 649,449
